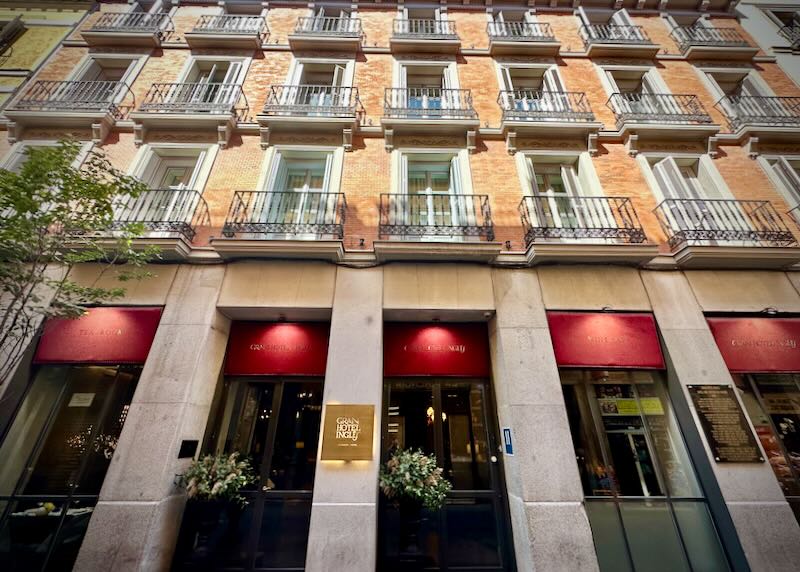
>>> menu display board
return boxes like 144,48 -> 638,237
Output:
688,385 -> 764,463
320,404 -> 375,461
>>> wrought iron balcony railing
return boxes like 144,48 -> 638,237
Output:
519,196 -> 646,246
222,191 -> 346,239
670,25 -> 751,53
487,21 -> 555,42
261,85 -> 361,118
780,25 -> 800,47
10,80 -> 133,118
715,95 -> 800,130
111,189 -> 210,242
191,15 -> 268,38
580,24 -> 652,46
384,88 -> 477,119
607,93 -> 712,128
653,198 -> 795,249
379,193 -> 494,241
294,16 -> 362,37
393,19 -> 457,39
139,83 -> 247,117
498,90 -> 595,122
89,11 -> 173,39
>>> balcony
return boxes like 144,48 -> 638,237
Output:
607,93 -> 719,151
519,195 -> 656,264
288,17 -> 363,51
654,198 -> 800,268
130,83 -> 248,147
715,96 -> 800,144
213,190 -> 346,260
579,24 -> 659,58
184,15 -> 268,49
498,91 -> 601,151
82,12 -> 173,47
257,85 -> 362,149
5,80 -> 133,143
109,189 -> 210,259
486,22 -> 560,56
382,88 -> 479,149
390,19 -> 460,53
670,26 -> 757,60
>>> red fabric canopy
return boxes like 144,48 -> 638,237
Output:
384,322 -> 490,377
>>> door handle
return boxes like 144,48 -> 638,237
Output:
490,455 -> 498,464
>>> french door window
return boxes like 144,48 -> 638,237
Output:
562,370 -> 730,571
402,156 -> 471,236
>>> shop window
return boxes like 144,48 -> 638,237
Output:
0,365 -> 141,571
734,374 -> 800,523
561,370 -> 730,571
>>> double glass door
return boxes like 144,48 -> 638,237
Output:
379,380 -> 515,571
173,379 -> 323,571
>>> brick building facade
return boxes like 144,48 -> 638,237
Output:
2,0 -> 800,571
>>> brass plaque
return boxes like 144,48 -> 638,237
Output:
320,404 -> 375,461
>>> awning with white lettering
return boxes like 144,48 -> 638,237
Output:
33,307 -> 162,365
707,317 -> 800,373
547,311 -> 665,369
224,322 -> 330,376
384,323 -> 490,377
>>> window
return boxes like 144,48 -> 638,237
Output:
0,15 -> 23,56
578,7 -> 635,27
387,150 -> 479,240
562,370 -> 730,571
648,156 -> 726,201
177,58 -> 249,108
734,373 -> 800,524
393,61 -> 460,114
1,141 -> 92,174
766,157 -> 800,208
255,147 -> 344,238
69,56 -> 143,105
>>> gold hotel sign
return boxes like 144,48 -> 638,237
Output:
320,404 -> 375,461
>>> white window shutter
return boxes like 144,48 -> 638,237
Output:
267,151 -> 286,193
611,9 -> 634,26
322,153 -> 334,192
773,158 -> 800,205
515,153 -> 536,194
449,155 -> 462,194
697,156 -> 727,199
652,157 -> 692,199
560,164 -> 580,197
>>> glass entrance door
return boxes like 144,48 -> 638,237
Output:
378,379 -> 515,571
173,379 -> 322,571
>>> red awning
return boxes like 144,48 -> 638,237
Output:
384,323 -> 491,377
547,311 -> 665,369
33,307 -> 163,365
224,322 -> 330,376
707,317 -> 800,373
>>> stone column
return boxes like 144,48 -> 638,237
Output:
489,268 -> 599,572
74,265 -> 230,571
641,270 -> 800,571
305,267 -> 383,572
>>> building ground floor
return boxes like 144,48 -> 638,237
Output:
2,261 -> 800,571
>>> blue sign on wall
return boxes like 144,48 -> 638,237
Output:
502,427 -> 513,456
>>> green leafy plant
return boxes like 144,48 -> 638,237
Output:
0,140 -> 159,385
179,453 -> 256,505
379,448 -> 452,511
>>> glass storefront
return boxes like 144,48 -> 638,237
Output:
378,379 -> 515,571
0,365 -> 141,571
734,373 -> 800,524
172,378 -> 323,571
562,370 -> 730,572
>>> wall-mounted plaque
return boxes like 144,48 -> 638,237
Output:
688,385 -> 764,463
320,404 -> 375,461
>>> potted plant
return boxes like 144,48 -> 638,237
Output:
379,448 -> 452,559
175,453 -> 255,567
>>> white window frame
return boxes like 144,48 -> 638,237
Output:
389,147 -> 474,241
393,58 -> 459,89
128,142 -> 219,192
176,55 -> 252,86
67,53 -> 148,103
758,154 -> 800,209
694,65 -> 776,103
0,140 -> 93,172
637,152 -> 733,203
285,56 -> 356,87
596,64 -> 671,98
494,62 -> 564,93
